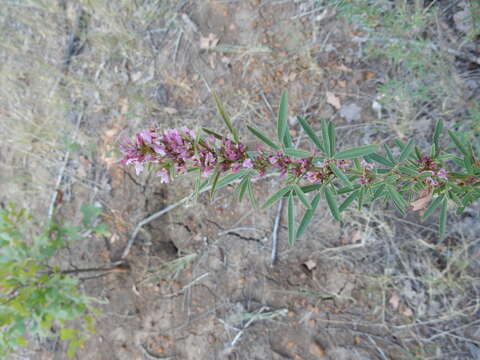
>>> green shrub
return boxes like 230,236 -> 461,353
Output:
0,204 -> 104,358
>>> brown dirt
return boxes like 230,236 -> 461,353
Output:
4,1 -> 480,359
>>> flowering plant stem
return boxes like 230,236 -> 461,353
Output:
120,92 -> 480,245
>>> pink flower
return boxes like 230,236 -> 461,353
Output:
361,160 -> 374,170
231,162 -> 242,173
242,158 -> 253,168
436,168 -> 448,181
307,170 -> 323,184
156,168 -> 170,183
180,126 -> 195,139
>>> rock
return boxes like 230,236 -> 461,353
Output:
340,103 -> 362,122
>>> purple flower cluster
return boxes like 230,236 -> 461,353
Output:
123,127 -> 455,190
119,128 -> 160,175
417,156 -> 448,186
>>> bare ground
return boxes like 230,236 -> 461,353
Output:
2,1 -> 480,359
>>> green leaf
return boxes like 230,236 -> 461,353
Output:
464,155 -> 474,173
284,148 -> 310,158
296,193 -> 321,238
247,125 -> 280,151
433,119 -> 443,145
262,186 -> 292,209
371,183 -> 386,201
328,121 -> 336,156
60,328 -> 77,341
216,169 -> 250,190
80,204 -> 102,227
334,145 -> 379,160
246,179 -> 257,207
398,139 -> 415,163
337,185 -> 361,194
439,198 -> 448,238
358,185 -> 365,209
237,177 -> 249,202
202,127 -> 224,140
292,184 -> 312,209
339,190 -> 360,212
366,153 -> 394,167
398,166 -> 418,176
15,336 -> 28,347
322,120 -> 331,157
297,116 -> 324,152
387,185 -> 407,215
277,91 -> 289,145
383,144 -> 395,164
213,91 -> 239,143
331,164 -> 353,187
448,130 -> 470,157
209,166 -> 222,199
283,127 -> 293,148
193,176 -> 209,202
67,338 -> 83,359
324,186 -> 341,221
287,191 -> 296,246
395,139 -> 406,150
422,194 -> 445,221
300,184 -> 324,193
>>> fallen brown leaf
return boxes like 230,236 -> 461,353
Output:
326,91 -> 341,110
309,342 -> 326,357
411,189 -> 433,212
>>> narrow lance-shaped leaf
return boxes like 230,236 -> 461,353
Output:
383,144 -> 395,164
387,185 -> 407,215
448,130 -> 470,157
283,126 -> 293,148
247,125 -> 280,151
297,193 -> 321,238
216,169 -> 250,190
284,148 -> 311,158
334,145 -> 379,160
277,91 -> 288,145
328,121 -> 336,156
209,166 -> 222,200
433,119 -> 443,145
366,153 -> 394,167
398,138 -> 415,163
439,198 -> 448,238
322,120 -> 331,157
292,184 -> 312,209
337,184 -> 361,194
287,191 -> 296,246
237,177 -> 249,202
324,186 -> 341,221
395,139 -> 406,150
330,164 -> 353,187
339,190 -> 360,212
246,179 -> 257,208
297,116 -> 324,152
202,127 -> 224,140
301,184 -> 323,193
262,185 -> 292,209
371,183 -> 386,201
212,91 -> 239,143
422,194 -> 445,221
